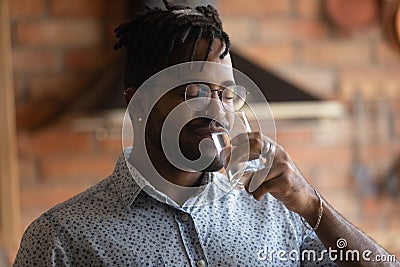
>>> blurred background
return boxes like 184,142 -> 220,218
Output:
1,0 -> 400,265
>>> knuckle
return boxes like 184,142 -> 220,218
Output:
281,162 -> 293,174
275,143 -> 284,151
251,138 -> 263,151
254,131 -> 262,139
280,149 -> 290,161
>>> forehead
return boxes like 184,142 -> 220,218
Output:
152,61 -> 235,95
166,38 -> 234,83
178,39 -> 233,82
186,62 -> 234,84
135,38 -> 234,104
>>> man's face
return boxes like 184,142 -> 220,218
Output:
145,38 -> 235,172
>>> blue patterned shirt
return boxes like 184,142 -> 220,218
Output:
14,154 -> 336,266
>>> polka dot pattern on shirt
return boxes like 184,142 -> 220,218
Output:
13,154 -> 337,267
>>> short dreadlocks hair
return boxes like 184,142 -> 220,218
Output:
114,0 -> 231,89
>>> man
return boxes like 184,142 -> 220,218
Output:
14,1 -> 399,266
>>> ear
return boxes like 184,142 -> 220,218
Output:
124,87 -> 136,105
125,87 -> 150,118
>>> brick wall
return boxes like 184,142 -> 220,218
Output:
219,0 -> 400,99
218,0 -> 400,192
10,0 -> 126,111
17,120 -> 122,229
8,0 -> 129,251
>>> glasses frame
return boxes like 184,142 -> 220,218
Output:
184,82 -> 247,112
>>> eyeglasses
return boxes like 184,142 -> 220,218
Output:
184,83 -> 247,112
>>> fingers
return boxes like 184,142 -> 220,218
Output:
229,132 -> 264,164
251,167 -> 291,201
247,166 -> 270,193
219,132 -> 272,168
245,158 -> 284,196
229,140 -> 263,164
227,132 -> 296,200
235,172 -> 253,190
220,146 -> 231,168
230,140 -> 315,216
231,132 -> 262,146
245,147 -> 297,200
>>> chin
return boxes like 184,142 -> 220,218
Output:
202,160 -> 224,172
180,145 -> 224,173
200,155 -> 224,172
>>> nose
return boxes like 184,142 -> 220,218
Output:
205,88 -> 227,120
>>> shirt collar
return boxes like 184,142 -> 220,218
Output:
111,153 -> 142,209
111,153 -> 234,210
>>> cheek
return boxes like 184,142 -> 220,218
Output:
151,97 -> 180,121
227,112 -> 234,125
175,109 -> 196,125
151,103 -> 196,132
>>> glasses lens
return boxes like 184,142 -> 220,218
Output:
185,83 -> 211,111
223,85 -> 246,111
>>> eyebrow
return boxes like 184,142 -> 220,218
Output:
174,80 -> 236,91
220,80 -> 236,87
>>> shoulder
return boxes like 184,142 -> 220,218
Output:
46,175 -> 120,218
13,175 -> 119,266
20,174 -> 120,242
13,214 -> 65,266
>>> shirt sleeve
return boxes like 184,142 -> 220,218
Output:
13,214 -> 72,267
300,229 -> 337,267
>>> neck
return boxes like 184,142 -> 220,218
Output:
131,141 -> 204,188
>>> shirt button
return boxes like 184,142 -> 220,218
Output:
181,213 -> 189,222
196,259 -> 206,267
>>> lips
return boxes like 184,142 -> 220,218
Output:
186,119 -> 227,138
194,127 -> 213,138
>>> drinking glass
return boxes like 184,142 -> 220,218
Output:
210,111 -> 274,189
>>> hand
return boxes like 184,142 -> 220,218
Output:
228,132 -> 320,219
